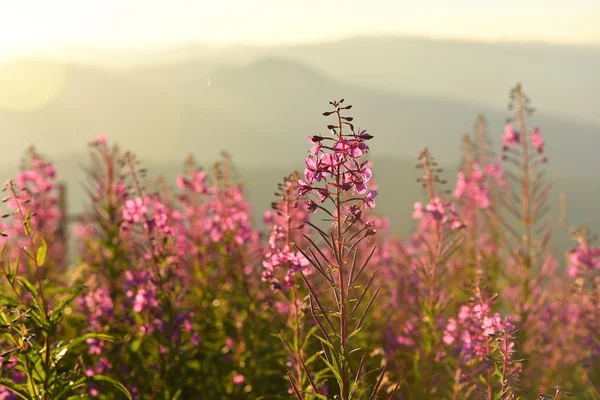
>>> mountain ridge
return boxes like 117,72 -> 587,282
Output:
0,55 -> 598,179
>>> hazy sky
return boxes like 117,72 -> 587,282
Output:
0,0 -> 599,60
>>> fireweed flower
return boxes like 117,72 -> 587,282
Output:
122,197 -> 147,224
453,162 -> 490,210
0,148 -> 66,276
75,148 -> 204,398
364,189 -> 378,209
412,197 -> 464,230
177,175 -> 256,247
502,124 -> 520,148
444,302 -> 514,362
530,127 -> 544,153
568,242 -> 600,278
262,172 -> 314,394
382,148 -> 468,398
1,86 -> 593,398
299,122 -> 376,209
293,100 -> 386,400
177,170 -> 209,194
89,133 -> 108,146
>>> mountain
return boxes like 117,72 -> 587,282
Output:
0,56 -> 597,178
51,36 -> 600,125
264,36 -> 600,126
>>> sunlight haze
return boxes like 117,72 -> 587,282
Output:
1,0 -> 599,62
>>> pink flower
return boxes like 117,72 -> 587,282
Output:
364,190 -> 378,209
308,136 -> 322,155
567,243 -> 600,278
530,127 -> 544,153
89,134 -> 108,146
426,197 -> 445,221
412,202 -> 424,219
297,180 -> 311,196
443,319 -> 458,345
123,197 -> 147,224
502,124 -> 520,148
334,139 -> 367,158
304,157 -> 324,183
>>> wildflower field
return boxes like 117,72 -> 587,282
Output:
0,84 -> 597,399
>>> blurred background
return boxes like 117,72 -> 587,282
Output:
0,0 -> 599,248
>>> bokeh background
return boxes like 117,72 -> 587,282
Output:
1,0 -> 599,249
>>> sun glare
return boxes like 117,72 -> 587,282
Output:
0,59 -> 67,112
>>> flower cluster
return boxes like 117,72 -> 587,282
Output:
567,242 -> 600,278
262,175 -> 311,291
412,197 -> 464,230
444,302 -> 514,362
298,127 -> 377,212
2,91 -> 597,399
123,269 -> 161,334
530,127 -> 545,153
176,167 -> 257,248
502,123 -> 545,154
0,148 -> 65,269
454,162 -> 490,209
502,124 -> 520,148
177,170 -> 210,194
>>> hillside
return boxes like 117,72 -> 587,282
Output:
0,56 -> 598,178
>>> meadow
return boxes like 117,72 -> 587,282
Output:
0,84 -> 597,399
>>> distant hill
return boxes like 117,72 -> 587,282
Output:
47,36 -> 600,125
0,56 -> 598,178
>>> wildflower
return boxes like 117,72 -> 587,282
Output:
530,127 -> 544,153
89,134 -> 108,146
502,124 -> 520,148
444,302 -> 514,362
567,243 -> 600,278
364,190 -> 378,209
304,157 -> 325,183
412,202 -> 424,219
453,164 -> 490,209
123,197 -> 147,224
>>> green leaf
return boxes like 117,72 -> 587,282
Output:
130,338 -> 142,353
24,212 -> 32,236
347,325 -> 364,341
51,285 -> 86,322
16,277 -> 44,314
87,375 -> 132,399
36,237 -> 48,267
304,391 -> 328,400
55,374 -> 131,400
312,334 -> 334,351
318,353 -> 342,384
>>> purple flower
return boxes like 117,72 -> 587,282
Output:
304,157 -> 325,183
297,180 -> 312,196
364,190 -> 378,209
